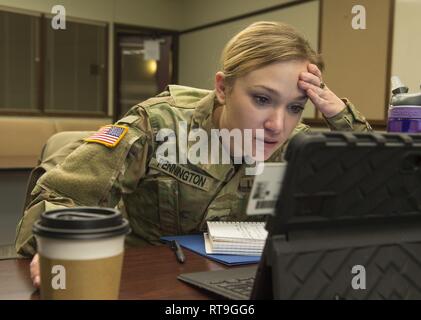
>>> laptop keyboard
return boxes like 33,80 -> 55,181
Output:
178,266 -> 258,300
210,276 -> 255,297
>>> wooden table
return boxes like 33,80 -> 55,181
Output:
0,246 -> 233,300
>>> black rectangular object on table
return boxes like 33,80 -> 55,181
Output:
179,132 -> 421,300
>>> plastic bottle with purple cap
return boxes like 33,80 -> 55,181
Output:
387,76 -> 421,133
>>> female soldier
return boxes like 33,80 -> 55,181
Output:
17,21 -> 372,287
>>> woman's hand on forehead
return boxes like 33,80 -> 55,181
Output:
298,64 -> 346,118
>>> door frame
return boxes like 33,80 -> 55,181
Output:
113,23 -> 179,122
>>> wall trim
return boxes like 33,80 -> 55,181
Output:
179,0 -> 317,35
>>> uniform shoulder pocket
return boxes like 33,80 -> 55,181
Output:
39,128 -> 146,207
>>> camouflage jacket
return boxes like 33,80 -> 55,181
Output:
15,85 -> 372,256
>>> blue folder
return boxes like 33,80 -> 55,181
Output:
160,234 -> 260,266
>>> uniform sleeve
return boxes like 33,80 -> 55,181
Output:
322,98 -> 372,132
15,114 -> 153,256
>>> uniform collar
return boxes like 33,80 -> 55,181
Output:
168,85 -> 212,107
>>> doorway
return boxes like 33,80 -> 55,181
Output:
114,25 -> 178,121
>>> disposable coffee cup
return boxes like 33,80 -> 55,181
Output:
33,207 -> 130,300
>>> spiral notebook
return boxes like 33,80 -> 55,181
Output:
204,221 -> 267,255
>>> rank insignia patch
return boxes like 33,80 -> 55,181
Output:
84,125 -> 128,147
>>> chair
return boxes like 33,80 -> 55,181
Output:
0,131 -> 92,260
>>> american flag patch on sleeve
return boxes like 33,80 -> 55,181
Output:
84,125 -> 128,148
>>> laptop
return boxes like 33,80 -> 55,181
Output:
178,132 -> 421,299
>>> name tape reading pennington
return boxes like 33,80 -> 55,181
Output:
149,158 -> 213,191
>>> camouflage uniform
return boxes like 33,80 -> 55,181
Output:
15,85 -> 372,256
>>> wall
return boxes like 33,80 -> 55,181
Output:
0,0 -> 182,29
391,0 -> 421,98
320,0 -> 393,122
178,0 -> 297,30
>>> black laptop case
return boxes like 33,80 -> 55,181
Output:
252,132 -> 421,299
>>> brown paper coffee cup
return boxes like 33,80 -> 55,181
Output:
33,207 -> 130,300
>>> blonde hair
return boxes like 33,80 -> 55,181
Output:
220,21 -> 324,88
